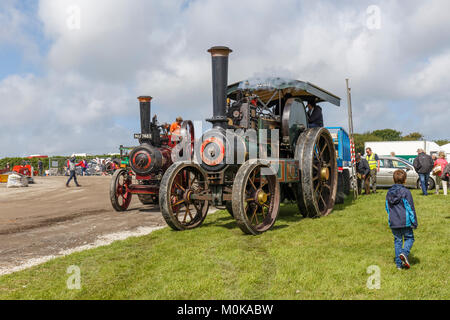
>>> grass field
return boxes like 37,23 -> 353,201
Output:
0,189 -> 448,300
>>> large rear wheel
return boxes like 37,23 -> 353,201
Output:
298,128 -> 338,218
232,160 -> 280,235
159,162 -> 209,231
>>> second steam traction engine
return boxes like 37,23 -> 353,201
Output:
159,46 -> 341,235
110,96 -> 194,211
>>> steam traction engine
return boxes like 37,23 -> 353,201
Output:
110,96 -> 194,211
159,46 -> 340,235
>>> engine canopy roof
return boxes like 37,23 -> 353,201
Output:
227,77 -> 341,107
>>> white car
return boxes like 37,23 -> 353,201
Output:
376,156 -> 436,189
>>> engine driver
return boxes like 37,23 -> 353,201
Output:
170,116 -> 183,143
306,99 -> 324,128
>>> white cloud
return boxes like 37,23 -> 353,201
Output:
0,0 -> 449,157
0,0 -> 42,62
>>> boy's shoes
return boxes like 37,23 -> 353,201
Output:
397,267 -> 403,270
399,253 -> 410,269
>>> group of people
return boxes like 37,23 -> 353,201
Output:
355,147 -> 380,195
383,149 -> 448,270
355,147 -> 449,196
414,149 -> 448,196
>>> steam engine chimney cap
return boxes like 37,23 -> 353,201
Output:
208,46 -> 233,57
138,96 -> 152,102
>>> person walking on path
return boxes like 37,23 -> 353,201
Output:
413,149 -> 434,195
356,155 -> 371,195
78,159 -> 88,176
385,170 -> 418,270
66,156 -> 81,187
433,151 -> 448,195
38,159 -> 43,176
365,147 -> 380,194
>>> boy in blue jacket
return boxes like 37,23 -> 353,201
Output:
385,170 -> 418,269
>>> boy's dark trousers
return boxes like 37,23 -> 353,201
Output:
66,170 -> 79,186
391,227 -> 415,268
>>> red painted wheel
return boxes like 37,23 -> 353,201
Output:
110,169 -> 132,211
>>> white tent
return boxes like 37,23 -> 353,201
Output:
440,143 -> 450,158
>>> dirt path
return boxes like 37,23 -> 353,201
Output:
0,176 -> 166,275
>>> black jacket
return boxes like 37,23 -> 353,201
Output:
356,159 -> 370,177
307,105 -> 323,127
413,153 -> 434,174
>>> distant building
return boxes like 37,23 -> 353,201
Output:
71,153 -> 90,157
364,141 -> 441,163
28,155 -> 48,159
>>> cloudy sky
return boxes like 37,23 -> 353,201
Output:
0,0 -> 449,157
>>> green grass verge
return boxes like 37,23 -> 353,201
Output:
0,190 -> 449,299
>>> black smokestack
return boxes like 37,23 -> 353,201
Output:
138,96 -> 152,134
207,46 -> 232,129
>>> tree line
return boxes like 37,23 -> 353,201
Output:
353,129 -> 449,154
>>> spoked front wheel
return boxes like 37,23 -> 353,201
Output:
232,160 -> 280,235
110,169 -> 132,211
159,162 -> 209,231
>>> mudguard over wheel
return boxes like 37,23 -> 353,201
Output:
159,162 -> 209,231
297,127 -> 338,218
232,160 -> 280,235
110,169 -> 132,211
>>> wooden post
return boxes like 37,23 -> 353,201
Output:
346,79 -> 358,199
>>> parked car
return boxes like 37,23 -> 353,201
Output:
376,156 -> 436,190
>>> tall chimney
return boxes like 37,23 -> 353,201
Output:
138,96 -> 152,135
207,46 -> 233,129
